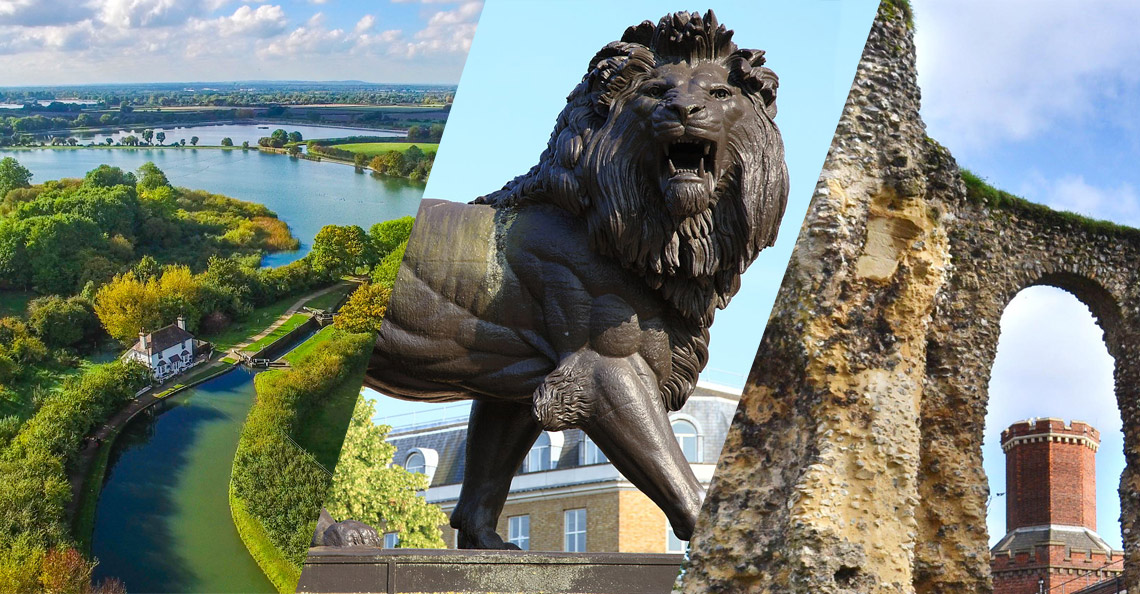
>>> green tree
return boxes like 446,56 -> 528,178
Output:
241,140 -> 250,150
288,131 -> 302,143
220,137 -> 233,147
287,144 -> 301,157
371,240 -> 406,288
136,162 -> 169,193
155,131 -> 166,145
270,129 -> 289,148
310,225 -> 372,276
0,157 -> 33,198
98,114 -> 113,125
190,136 -> 199,146
326,396 -> 446,549
353,153 -> 367,168
369,216 -> 414,261
141,129 -> 153,144
26,295 -> 98,349
83,165 -> 136,188
406,125 -> 423,141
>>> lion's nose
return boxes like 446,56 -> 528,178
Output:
667,101 -> 704,123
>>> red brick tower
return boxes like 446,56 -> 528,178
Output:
991,419 -> 1124,594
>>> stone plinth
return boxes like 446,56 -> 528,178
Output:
296,547 -> 683,594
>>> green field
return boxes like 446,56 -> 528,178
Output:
202,296 -> 303,353
241,313 -> 310,354
0,290 -> 35,318
331,142 -> 439,157
303,282 -> 357,312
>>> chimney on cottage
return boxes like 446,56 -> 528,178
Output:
177,315 -> 186,331
139,331 -> 148,350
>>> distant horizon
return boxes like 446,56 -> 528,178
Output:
0,80 -> 460,89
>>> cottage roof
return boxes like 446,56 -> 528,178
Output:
133,323 -> 193,355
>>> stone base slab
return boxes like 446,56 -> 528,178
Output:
297,547 -> 684,593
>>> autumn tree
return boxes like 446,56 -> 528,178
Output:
325,396 -> 446,548
332,283 -> 390,334
310,224 -> 372,276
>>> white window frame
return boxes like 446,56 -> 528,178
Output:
508,514 -> 530,550
383,532 -> 399,549
579,433 -> 608,465
564,508 -> 586,552
666,526 -> 688,554
670,416 -> 703,463
404,451 -> 426,475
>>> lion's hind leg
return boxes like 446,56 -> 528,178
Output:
452,399 -> 542,549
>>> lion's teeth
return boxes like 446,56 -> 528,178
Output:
703,144 -> 710,155
667,159 -> 676,175
698,157 -> 704,177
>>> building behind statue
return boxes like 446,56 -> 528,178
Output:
991,418 -> 1124,594
381,383 -> 740,552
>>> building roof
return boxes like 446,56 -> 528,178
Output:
1071,577 -> 1125,594
131,323 -> 193,355
991,525 -> 1121,558
384,383 -> 742,489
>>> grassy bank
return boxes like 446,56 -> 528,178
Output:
230,328 -> 372,590
241,313 -> 310,354
230,486 -> 302,594
331,142 -> 438,156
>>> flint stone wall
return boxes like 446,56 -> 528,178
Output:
682,2 -> 1140,593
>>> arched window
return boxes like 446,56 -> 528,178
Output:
404,451 -> 426,475
524,432 -> 551,472
671,419 -> 702,463
579,434 -> 608,465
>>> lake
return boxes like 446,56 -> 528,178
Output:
70,122 -> 405,147
2,145 -> 424,267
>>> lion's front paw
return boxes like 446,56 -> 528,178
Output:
321,520 -> 382,547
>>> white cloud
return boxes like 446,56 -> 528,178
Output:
393,0 -> 480,57
0,0 -> 96,27
191,4 -> 287,38
1015,172 -> 1140,228
914,0 -> 1140,152
98,0 -> 205,28
355,14 -> 374,33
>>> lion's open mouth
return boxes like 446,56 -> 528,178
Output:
663,138 -> 717,185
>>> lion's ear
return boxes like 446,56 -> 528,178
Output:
730,48 -> 779,119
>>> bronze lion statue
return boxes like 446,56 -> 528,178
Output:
330,10 -> 788,550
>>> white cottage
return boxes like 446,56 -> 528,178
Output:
124,316 -> 196,381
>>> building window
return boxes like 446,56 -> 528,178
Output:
671,419 -> 702,463
383,532 -> 399,549
524,432 -> 552,472
564,508 -> 586,552
508,515 -> 530,550
404,451 -> 426,475
666,527 -> 688,554
579,434 -> 608,465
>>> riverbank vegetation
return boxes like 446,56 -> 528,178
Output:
0,360 -> 149,592
230,328 -> 373,592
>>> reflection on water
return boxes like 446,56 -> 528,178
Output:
90,368 -> 274,593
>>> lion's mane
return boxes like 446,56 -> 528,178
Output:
474,11 -> 789,410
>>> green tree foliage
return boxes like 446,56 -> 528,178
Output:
220,137 -> 234,147
135,162 -> 169,193
0,361 -> 147,593
332,283 -> 390,334
353,153 -> 367,168
25,295 -> 99,349
141,129 -> 153,144
310,225 -> 372,276
93,266 -> 203,344
370,240 -> 406,288
369,216 -> 413,261
287,131 -> 302,143
155,131 -> 166,145
231,329 -> 373,569
326,396 -> 446,548
190,136 -> 199,146
0,157 -> 33,198
83,165 -> 135,189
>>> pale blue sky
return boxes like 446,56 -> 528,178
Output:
914,0 -> 1140,550
369,0 -> 879,428
0,0 -> 480,84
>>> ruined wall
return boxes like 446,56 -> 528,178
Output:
683,2 -> 958,591
683,1 -> 1140,592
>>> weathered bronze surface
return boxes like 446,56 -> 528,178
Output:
323,10 -> 788,550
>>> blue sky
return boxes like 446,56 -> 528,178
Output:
914,0 -> 1140,550
367,0 -> 880,428
0,0 -> 481,84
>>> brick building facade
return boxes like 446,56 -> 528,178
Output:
991,419 -> 1125,594
381,383 -> 739,553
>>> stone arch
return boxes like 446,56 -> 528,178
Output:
917,225 -> 1140,591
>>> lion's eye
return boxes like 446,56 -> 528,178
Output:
644,85 -> 665,98
710,87 -> 732,100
